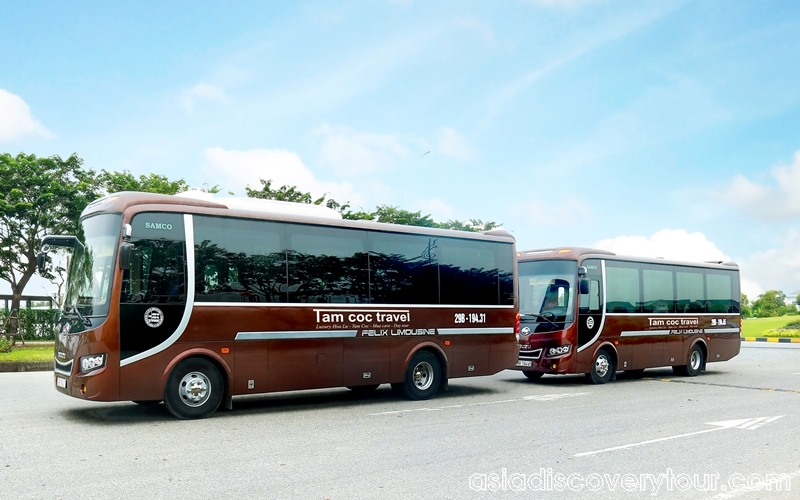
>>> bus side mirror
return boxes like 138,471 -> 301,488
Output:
579,278 -> 590,295
578,266 -> 588,276
36,252 -> 47,275
119,242 -> 134,270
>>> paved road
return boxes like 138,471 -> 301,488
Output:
1,344 -> 798,499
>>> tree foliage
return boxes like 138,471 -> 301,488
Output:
246,178 -> 501,231
0,153 -> 98,333
752,290 -> 795,317
740,293 -> 752,318
97,169 -> 192,195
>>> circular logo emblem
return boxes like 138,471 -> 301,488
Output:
586,317 -> 595,330
521,326 -> 531,335
144,307 -> 164,328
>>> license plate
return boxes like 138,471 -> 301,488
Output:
516,360 -> 533,367
56,377 -> 67,388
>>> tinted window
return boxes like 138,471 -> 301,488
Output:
707,271 -> 733,313
676,269 -> 705,313
287,224 -> 369,303
369,232 -> 439,304
518,260 -> 576,331
194,216 -> 287,303
730,270 -> 741,313
642,265 -> 675,313
580,279 -> 601,313
439,239 -> 506,305
121,240 -> 186,304
606,263 -> 640,313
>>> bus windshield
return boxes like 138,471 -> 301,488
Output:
64,214 -> 122,317
518,260 -> 576,329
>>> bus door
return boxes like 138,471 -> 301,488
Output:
119,213 -> 188,398
577,259 -> 604,361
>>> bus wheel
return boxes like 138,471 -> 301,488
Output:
674,345 -> 704,377
396,351 -> 441,401
587,349 -> 614,384
164,358 -> 224,419
347,384 -> 380,393
522,371 -> 543,380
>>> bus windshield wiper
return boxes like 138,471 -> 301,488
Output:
62,304 -> 91,328
521,312 -> 560,328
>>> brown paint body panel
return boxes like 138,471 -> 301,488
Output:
54,192 -> 519,405
514,247 -> 741,376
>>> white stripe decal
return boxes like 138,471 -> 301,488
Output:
620,330 -> 672,337
437,327 -> 514,335
577,260 -> 606,353
236,330 -> 358,340
121,214 -> 195,367
605,312 -> 740,317
704,327 -> 741,334
195,302 -> 514,309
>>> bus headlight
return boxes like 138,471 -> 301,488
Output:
545,345 -> 571,358
80,354 -> 107,374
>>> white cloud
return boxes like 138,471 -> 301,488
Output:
182,83 -> 227,112
436,127 -> 475,161
594,229 -> 731,263
413,198 -> 454,221
0,89 -> 52,142
314,125 -> 408,176
593,229 -> 800,299
716,150 -> 800,220
202,147 -> 363,205
739,231 -> 800,299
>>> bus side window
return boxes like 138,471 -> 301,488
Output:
580,280 -> 600,313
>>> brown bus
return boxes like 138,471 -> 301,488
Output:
513,247 -> 741,383
39,192 -> 518,419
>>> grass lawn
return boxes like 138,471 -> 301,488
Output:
0,344 -> 54,363
741,316 -> 799,337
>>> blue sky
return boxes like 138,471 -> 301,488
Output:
2,0 -> 800,300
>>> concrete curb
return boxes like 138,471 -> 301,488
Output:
0,361 -> 52,372
741,337 -> 800,343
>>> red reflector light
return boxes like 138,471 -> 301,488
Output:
221,348 -> 230,354
515,313 -> 521,334
444,340 -> 451,346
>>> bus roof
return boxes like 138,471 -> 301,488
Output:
517,246 -> 739,270
82,191 -> 516,244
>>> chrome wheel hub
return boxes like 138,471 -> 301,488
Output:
179,371 -> 211,407
412,361 -> 434,391
595,356 -> 609,378
690,350 -> 701,370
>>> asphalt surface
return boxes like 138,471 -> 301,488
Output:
0,343 -> 798,499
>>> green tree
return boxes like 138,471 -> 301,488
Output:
245,178 -> 503,230
97,169 -> 191,195
740,293 -> 752,318
0,153 -> 98,335
246,179 -> 325,204
752,290 -> 789,318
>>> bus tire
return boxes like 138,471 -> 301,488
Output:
397,351 -> 441,401
164,358 -> 224,420
587,348 -> 614,384
674,345 -> 704,377
522,370 -> 543,380
347,384 -> 380,392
